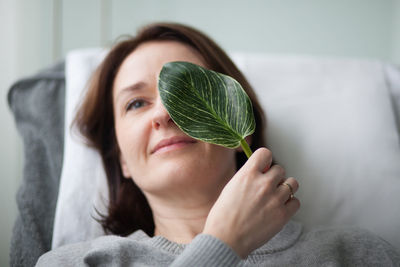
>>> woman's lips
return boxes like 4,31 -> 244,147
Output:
151,136 -> 197,154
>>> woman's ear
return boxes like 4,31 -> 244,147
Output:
119,154 -> 131,179
236,135 -> 252,152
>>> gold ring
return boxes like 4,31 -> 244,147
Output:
282,182 -> 294,199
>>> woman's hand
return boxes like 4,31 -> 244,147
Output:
203,148 -> 300,259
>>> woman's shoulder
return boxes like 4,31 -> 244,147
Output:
248,222 -> 400,266
298,224 -> 400,266
35,233 -> 150,267
302,224 -> 395,248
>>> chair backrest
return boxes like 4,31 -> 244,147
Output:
51,49 -> 400,250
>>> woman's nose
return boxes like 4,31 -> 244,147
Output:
152,98 -> 172,129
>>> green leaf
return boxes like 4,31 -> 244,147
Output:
158,61 -> 255,157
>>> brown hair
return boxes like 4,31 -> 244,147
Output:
75,22 -> 270,237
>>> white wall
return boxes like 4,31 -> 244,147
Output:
1,0 -> 399,265
111,0 -> 397,62
0,0 -> 55,266
0,1 -> 21,267
59,0 -> 400,64
393,0 -> 400,64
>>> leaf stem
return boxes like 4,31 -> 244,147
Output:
240,139 -> 253,158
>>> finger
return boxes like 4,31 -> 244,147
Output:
285,197 -> 301,216
263,165 -> 286,188
276,177 -> 299,203
249,148 -> 273,173
283,177 -> 299,194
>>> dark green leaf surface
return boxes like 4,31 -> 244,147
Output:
158,61 -> 255,149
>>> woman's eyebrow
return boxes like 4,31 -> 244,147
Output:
116,81 -> 147,102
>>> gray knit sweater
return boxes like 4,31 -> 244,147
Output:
36,221 -> 400,266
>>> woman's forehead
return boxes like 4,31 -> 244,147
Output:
121,40 -> 205,75
113,40 -> 206,94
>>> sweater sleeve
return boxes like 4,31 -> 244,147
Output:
170,234 -> 241,267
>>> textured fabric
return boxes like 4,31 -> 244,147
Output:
7,62 -> 65,267
35,221 -> 400,266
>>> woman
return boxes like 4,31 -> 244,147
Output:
36,22 -> 399,266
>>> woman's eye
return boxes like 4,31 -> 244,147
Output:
126,99 -> 147,111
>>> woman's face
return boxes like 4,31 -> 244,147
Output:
113,40 -> 237,200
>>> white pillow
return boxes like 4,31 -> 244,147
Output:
52,49 -> 400,250
52,49 -> 109,248
232,54 -> 400,249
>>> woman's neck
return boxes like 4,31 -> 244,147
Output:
144,163 -> 236,243
148,194 -> 218,244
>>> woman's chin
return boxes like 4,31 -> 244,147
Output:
151,161 -> 207,187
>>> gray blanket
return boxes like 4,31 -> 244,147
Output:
7,62 -> 65,267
